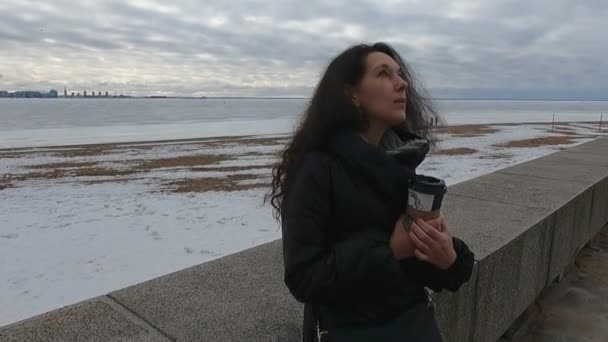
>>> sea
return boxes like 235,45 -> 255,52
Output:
1,98 -> 606,148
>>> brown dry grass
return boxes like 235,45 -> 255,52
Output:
167,174 -> 270,193
493,136 -> 578,148
233,137 -> 289,146
27,161 -> 99,169
78,178 -> 143,185
0,134 -> 288,159
26,167 -> 138,179
434,124 -> 499,137
236,151 -> 282,160
550,130 -> 580,136
42,134 -> 284,150
190,164 -> 273,173
237,151 -> 275,157
433,147 -> 478,155
479,152 -> 513,160
56,147 -> 113,158
4,159 -> 140,186
544,125 -> 586,136
136,154 -> 229,170
0,152 -> 28,159
4,152 -> 271,188
0,136 -> 223,154
0,135 -> 284,191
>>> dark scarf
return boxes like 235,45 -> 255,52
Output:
326,129 -> 429,216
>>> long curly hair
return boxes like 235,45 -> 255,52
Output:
265,42 -> 439,221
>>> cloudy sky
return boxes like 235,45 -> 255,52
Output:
1,0 -> 607,98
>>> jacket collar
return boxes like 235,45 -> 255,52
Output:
326,129 -> 424,214
382,129 -> 430,171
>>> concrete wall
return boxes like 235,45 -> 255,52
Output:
2,137 -> 607,342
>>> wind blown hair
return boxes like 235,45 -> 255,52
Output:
266,42 -> 439,221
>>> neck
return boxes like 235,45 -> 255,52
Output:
361,121 -> 388,146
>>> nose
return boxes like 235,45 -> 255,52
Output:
395,75 -> 407,92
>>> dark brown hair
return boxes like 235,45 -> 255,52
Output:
266,42 -> 439,221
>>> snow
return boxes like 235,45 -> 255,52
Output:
0,183 -> 280,326
1,121 -> 607,326
422,123 -> 606,185
422,144 -> 572,186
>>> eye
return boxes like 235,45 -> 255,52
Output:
378,70 -> 389,77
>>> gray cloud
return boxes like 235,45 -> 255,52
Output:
0,0 -> 606,98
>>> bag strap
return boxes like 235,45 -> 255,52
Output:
312,304 -> 328,341
303,303 -> 328,342
424,287 -> 436,311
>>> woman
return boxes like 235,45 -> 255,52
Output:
267,42 -> 475,341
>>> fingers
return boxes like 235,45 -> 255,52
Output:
411,215 -> 457,268
441,221 -> 451,235
425,216 -> 445,231
425,215 -> 452,234
415,218 -> 444,241
410,221 -> 435,248
409,225 -> 431,253
414,249 -> 429,262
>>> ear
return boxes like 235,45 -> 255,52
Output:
344,85 -> 360,107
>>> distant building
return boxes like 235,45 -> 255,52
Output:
13,91 -> 43,98
0,90 -> 59,98
2,88 -> 122,99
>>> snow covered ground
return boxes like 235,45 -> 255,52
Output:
420,122 -> 606,183
0,122 -> 606,326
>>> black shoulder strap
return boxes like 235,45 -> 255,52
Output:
302,303 -> 318,342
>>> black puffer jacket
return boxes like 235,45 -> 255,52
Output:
281,129 -> 475,330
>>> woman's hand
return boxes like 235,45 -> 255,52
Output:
424,213 -> 447,232
390,214 -> 416,260
409,217 -> 457,269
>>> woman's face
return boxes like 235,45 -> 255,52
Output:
350,52 -> 408,126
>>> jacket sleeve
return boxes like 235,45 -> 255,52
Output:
281,152 -> 407,305
414,237 -> 475,292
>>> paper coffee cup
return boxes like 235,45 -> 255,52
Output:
407,175 -> 447,221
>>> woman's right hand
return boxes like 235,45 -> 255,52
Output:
390,214 -> 416,260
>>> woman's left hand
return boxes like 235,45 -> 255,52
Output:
409,217 -> 457,270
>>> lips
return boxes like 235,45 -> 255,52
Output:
394,98 -> 406,104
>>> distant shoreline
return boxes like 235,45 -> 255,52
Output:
1,96 -> 607,102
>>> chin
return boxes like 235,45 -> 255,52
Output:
386,112 -> 406,126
